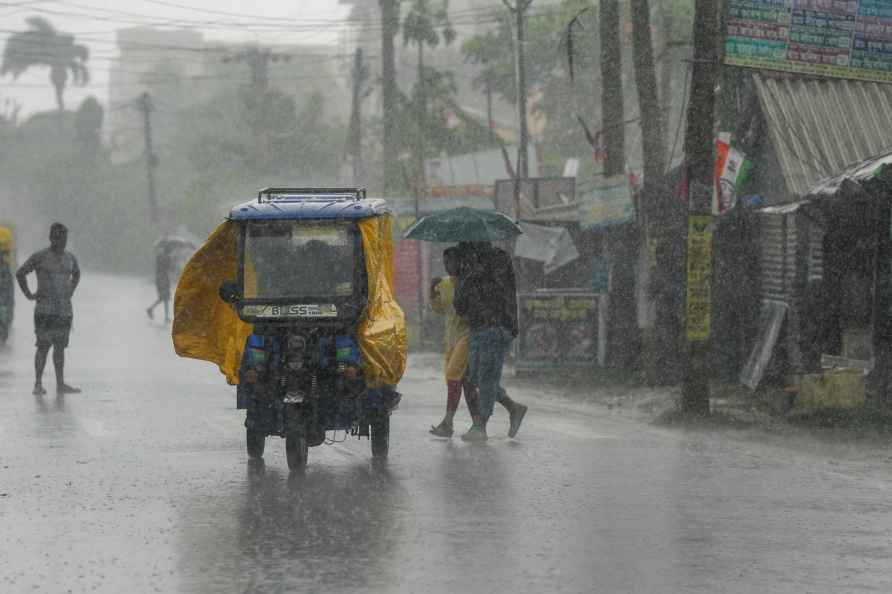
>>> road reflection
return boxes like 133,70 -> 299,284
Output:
33,393 -> 67,413
178,457 -> 407,593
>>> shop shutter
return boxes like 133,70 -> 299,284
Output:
807,221 -> 824,282
760,213 -> 789,302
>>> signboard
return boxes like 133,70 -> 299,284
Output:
516,292 -> 602,369
686,216 -> 714,341
578,174 -> 635,230
494,177 -> 576,216
725,0 -> 892,84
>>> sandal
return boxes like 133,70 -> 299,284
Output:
429,422 -> 454,438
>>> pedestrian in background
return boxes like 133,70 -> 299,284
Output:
146,243 -> 173,323
429,247 -> 480,437
16,223 -> 81,396
454,241 -> 527,442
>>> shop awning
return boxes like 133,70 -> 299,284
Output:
754,74 -> 892,198
804,152 -> 892,202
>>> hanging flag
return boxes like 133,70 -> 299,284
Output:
713,134 -> 752,214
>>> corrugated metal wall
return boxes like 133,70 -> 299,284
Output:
759,211 -> 816,371
754,75 -> 892,199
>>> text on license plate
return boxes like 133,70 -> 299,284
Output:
243,304 -> 338,318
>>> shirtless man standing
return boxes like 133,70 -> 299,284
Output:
16,223 -> 81,396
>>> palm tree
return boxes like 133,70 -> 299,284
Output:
1,17 -> 90,117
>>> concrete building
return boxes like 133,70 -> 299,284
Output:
107,28 -> 350,163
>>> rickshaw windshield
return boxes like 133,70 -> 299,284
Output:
243,221 -> 356,300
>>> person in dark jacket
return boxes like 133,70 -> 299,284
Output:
453,241 -> 528,441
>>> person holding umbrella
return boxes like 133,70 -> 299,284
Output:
146,236 -> 195,323
146,241 -> 175,323
404,208 -> 528,441
453,241 -> 527,441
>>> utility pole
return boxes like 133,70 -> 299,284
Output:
631,0 -> 665,184
503,0 -> 533,216
380,0 -> 400,196
485,78 -> 495,144
658,0 -> 675,157
348,48 -> 369,186
600,0 -> 624,180
416,40 -> 427,203
681,0 -> 721,414
222,46 -> 291,93
415,41 -> 427,343
631,0 -> 665,385
138,92 -> 159,224
599,0 -> 635,369
221,47 -> 291,164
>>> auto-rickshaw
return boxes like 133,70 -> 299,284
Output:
172,187 -> 407,469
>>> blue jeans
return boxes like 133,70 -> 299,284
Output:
467,326 -> 513,420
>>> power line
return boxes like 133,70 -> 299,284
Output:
1,44 -> 366,65
0,70 -> 351,89
133,0 -> 499,25
0,3 -> 523,39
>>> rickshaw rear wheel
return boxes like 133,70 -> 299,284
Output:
286,434 -> 309,470
246,429 -> 265,458
370,413 -> 390,458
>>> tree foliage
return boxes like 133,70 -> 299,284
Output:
461,0 -> 694,175
402,0 -> 455,51
0,17 -> 89,114
0,72 -> 346,272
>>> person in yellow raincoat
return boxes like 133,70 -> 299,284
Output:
0,226 -> 14,345
428,247 -> 481,437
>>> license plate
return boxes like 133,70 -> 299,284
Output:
242,304 -> 338,318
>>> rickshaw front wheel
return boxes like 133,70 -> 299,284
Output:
370,414 -> 390,458
246,429 -> 265,459
286,434 -> 309,470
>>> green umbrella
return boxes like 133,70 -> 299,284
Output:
403,207 -> 523,242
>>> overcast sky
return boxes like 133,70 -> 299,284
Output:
0,0 -> 353,116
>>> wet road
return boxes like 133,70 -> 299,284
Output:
2,275 -> 892,593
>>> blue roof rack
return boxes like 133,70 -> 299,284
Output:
257,187 -> 367,203
229,187 -> 387,221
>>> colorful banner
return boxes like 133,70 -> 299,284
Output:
578,174 -> 635,230
686,215 -> 714,342
725,0 -> 892,84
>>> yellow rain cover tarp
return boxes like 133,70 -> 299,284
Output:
172,221 -> 253,385
357,214 -> 407,388
172,215 -> 407,388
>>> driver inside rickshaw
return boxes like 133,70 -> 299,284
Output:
244,222 -> 355,301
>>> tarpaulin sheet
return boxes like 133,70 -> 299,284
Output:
514,222 -> 579,274
357,215 -> 407,388
172,215 -> 407,388
172,221 -> 253,385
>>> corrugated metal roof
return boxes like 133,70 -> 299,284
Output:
754,74 -> 892,198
